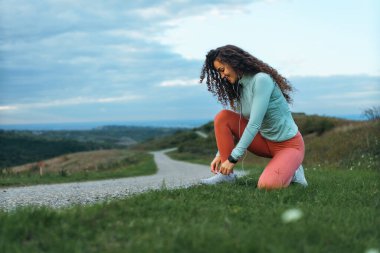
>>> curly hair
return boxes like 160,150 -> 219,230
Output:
200,45 -> 293,110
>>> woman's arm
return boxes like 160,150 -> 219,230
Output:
230,73 -> 274,160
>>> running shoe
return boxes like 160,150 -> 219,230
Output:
291,165 -> 308,187
200,172 -> 237,185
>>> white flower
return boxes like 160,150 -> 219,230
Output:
281,208 -> 303,223
365,248 -> 379,253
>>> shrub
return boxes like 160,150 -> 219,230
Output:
362,105 -> 380,120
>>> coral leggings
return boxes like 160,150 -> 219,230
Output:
214,110 -> 305,189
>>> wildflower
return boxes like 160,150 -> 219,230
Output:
365,248 -> 379,253
281,208 -> 303,223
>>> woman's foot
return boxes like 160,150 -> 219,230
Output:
291,165 -> 308,187
200,172 -> 237,185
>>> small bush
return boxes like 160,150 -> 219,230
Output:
363,105 -> 380,120
58,169 -> 68,177
297,117 -> 335,136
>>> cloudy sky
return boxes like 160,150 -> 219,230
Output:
0,0 -> 379,126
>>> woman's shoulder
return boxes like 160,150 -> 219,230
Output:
253,72 -> 272,82
241,72 -> 272,83
240,73 -> 274,91
250,73 -> 275,90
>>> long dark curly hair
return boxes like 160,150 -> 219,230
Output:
200,45 -> 293,110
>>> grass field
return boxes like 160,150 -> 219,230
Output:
1,169 -> 379,253
1,117 -> 379,252
0,151 -> 157,187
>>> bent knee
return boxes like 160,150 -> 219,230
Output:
257,170 -> 291,190
214,109 -> 234,125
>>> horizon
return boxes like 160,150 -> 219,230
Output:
0,113 -> 366,131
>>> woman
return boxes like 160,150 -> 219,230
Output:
199,45 -> 307,189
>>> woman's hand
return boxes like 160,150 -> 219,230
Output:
219,160 -> 235,175
210,156 -> 222,174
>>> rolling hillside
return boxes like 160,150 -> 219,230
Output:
0,149 -> 156,187
0,126 -> 181,168
9,149 -> 138,174
134,114 -> 380,170
0,131 -> 107,168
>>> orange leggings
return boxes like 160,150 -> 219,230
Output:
214,110 -> 305,189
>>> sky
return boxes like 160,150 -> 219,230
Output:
0,0 -> 379,126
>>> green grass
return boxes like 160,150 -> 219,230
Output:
0,152 -> 157,187
1,169 -> 379,253
167,150 -> 214,165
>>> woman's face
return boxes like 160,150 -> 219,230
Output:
213,59 -> 238,84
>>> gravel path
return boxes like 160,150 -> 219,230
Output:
0,148 -> 215,211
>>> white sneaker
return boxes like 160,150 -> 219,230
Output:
291,165 -> 308,187
200,172 -> 237,185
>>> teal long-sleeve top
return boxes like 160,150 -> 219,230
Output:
217,72 -> 299,160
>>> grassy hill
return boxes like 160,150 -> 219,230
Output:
27,125 -> 182,146
0,131 -> 108,168
134,114 -> 380,171
0,125 -> 182,186
0,126 -> 181,168
0,150 -> 156,187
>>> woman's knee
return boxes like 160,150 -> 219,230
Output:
257,169 -> 290,190
214,109 -> 234,126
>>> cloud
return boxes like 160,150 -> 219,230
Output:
159,79 -> 200,87
1,0 -> 379,125
0,106 -> 17,111
134,6 -> 170,19
0,95 -> 142,111
290,75 -> 380,115
154,0 -> 380,76
318,90 -> 380,100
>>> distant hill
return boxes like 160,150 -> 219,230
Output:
9,149 -> 137,174
0,126 -> 181,168
19,125 -> 182,146
134,114 -> 379,170
292,113 -> 356,136
0,131 -> 106,168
